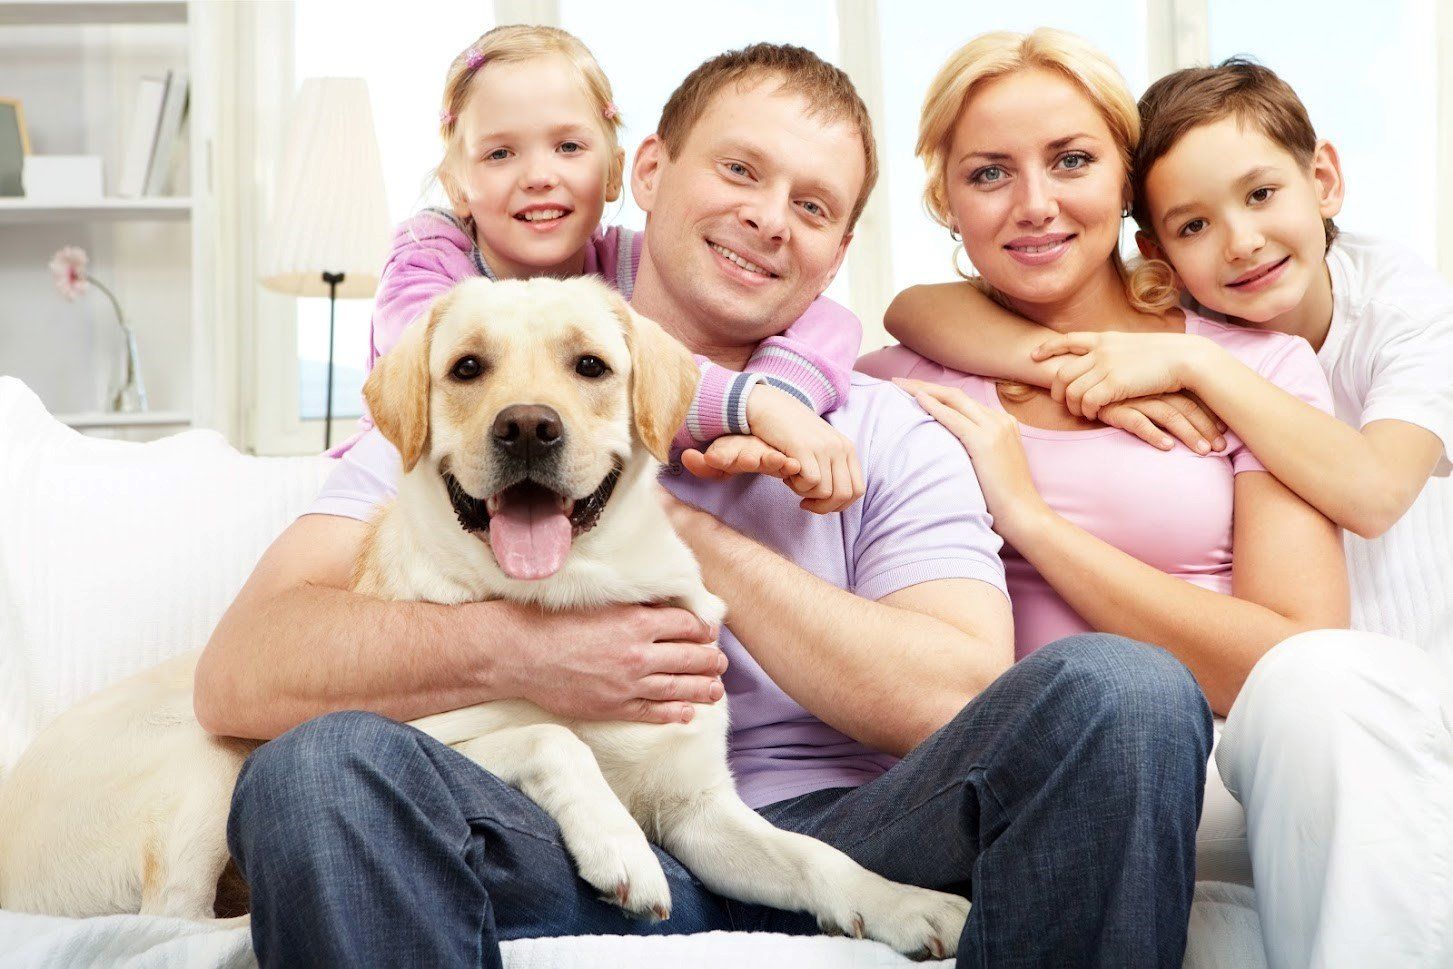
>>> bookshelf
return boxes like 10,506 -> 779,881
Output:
0,0 -> 221,442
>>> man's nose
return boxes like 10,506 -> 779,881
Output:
741,192 -> 791,243
492,405 -> 564,462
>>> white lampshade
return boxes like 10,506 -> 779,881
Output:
260,77 -> 391,298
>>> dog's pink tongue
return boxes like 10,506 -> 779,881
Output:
489,490 -> 572,580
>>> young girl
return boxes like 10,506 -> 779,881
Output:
879,46 -> 1453,969
337,25 -> 865,514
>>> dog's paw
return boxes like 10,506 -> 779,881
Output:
567,826 -> 673,922
820,877 -> 970,960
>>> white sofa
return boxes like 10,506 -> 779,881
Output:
0,376 -> 1266,968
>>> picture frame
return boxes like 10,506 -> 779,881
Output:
0,97 -> 30,197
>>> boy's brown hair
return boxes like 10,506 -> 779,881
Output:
1131,58 -> 1337,247
656,43 -> 878,232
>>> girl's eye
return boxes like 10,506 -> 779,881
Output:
1057,152 -> 1093,171
971,165 -> 1006,185
575,355 -> 608,379
1179,218 -> 1208,238
1249,186 -> 1275,204
487,148 -> 510,162
559,141 -> 583,154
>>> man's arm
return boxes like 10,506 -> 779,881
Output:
663,500 -> 1013,756
195,513 -> 725,740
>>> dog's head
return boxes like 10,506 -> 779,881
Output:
363,276 -> 698,581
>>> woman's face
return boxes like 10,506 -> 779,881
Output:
943,68 -> 1128,310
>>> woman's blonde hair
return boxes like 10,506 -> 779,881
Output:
435,25 -> 624,213
917,28 -> 1177,315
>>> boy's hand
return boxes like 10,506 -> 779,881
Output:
745,385 -> 865,514
1033,331 -> 1209,420
1100,394 -> 1227,455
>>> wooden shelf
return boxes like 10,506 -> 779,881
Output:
57,409 -> 190,428
0,197 -> 192,223
0,2 -> 186,26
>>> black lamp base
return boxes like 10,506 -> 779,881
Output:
322,271 -> 345,450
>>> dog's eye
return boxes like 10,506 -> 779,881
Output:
575,355 -> 609,379
451,356 -> 483,381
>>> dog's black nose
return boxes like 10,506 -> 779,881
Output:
493,404 -> 564,460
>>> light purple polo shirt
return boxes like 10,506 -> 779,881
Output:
306,373 -> 1008,809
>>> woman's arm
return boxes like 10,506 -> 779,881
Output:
902,379 -> 1348,716
1040,331 -> 1446,539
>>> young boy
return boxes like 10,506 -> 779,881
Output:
883,58 -> 1453,969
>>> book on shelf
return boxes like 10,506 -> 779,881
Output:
117,70 -> 188,199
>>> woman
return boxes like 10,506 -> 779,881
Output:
856,28 -> 1347,895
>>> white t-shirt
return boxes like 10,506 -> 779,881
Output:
1196,232 -> 1453,656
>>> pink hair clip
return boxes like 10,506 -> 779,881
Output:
465,47 -> 485,70
603,102 -> 619,121
439,109 -> 455,126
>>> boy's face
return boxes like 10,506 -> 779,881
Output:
1141,117 -> 1343,324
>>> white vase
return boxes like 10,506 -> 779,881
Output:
110,325 -> 148,413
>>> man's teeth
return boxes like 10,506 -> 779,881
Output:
520,209 -> 566,222
709,242 -> 772,276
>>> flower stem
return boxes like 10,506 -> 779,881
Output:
86,276 -> 128,333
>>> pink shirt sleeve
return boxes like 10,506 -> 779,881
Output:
1228,332 -> 1336,475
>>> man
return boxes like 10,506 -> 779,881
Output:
200,44 -> 1211,969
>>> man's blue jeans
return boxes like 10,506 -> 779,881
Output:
228,634 -> 1212,968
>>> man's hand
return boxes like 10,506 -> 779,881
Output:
743,384 -> 865,513
500,602 -> 726,725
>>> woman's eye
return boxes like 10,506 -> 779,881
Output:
1179,218 -> 1208,238
1058,152 -> 1092,171
971,165 -> 1005,185
452,356 -> 483,380
1249,186 -> 1275,204
575,355 -> 608,378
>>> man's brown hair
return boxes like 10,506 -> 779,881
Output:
1131,58 -> 1337,247
656,43 -> 878,231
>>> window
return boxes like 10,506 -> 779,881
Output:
292,0 -> 494,422
1209,0 -> 1439,259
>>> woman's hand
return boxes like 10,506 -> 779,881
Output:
1100,393 -> 1227,455
893,377 -> 1050,538
745,384 -> 865,513
1033,331 -> 1211,421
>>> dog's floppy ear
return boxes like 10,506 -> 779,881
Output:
363,293 -> 449,472
609,293 -> 698,463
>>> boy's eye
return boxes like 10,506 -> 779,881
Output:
1179,218 -> 1208,238
971,165 -> 1006,185
1248,186 -> 1275,204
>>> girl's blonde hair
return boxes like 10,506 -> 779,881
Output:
435,24 -> 624,212
917,28 -> 1177,315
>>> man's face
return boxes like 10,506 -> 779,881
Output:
632,78 -> 864,344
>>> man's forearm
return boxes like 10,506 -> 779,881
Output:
671,508 -> 1007,756
196,584 -> 517,740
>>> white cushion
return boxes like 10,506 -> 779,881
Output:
0,377 -> 333,776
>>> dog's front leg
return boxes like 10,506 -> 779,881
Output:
451,725 -> 672,921
656,786 -> 970,959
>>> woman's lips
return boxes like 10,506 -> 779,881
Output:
1226,255 -> 1290,293
1003,233 -> 1075,267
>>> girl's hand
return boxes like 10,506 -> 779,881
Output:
1032,332 -> 1207,421
892,377 -> 1050,537
1100,393 -> 1227,455
745,385 -> 865,513
681,436 -> 800,482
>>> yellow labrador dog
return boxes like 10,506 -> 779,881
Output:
0,277 -> 969,958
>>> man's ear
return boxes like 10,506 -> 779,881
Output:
630,134 -> 666,215
609,291 -> 697,462
1312,139 -> 1345,221
363,294 -> 449,472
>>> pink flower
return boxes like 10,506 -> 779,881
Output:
48,246 -> 89,301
